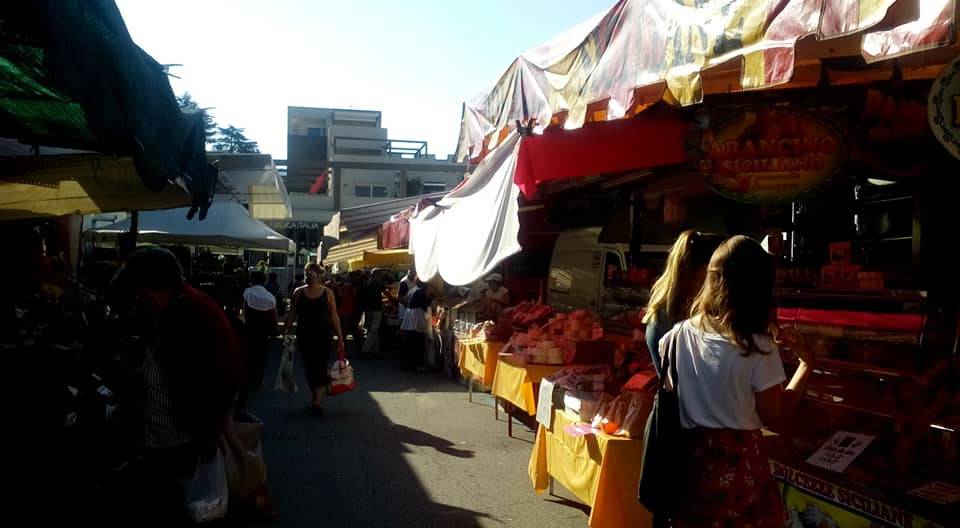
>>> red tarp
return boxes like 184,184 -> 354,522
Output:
777,308 -> 924,333
513,114 -> 686,199
380,217 -> 409,249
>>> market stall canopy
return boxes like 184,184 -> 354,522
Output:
0,154 -> 189,221
0,1 -> 217,217
208,153 -> 292,220
323,236 -> 378,268
456,0 -> 959,162
362,249 -> 412,269
86,201 -> 295,252
320,192 -> 445,259
410,133 -> 522,286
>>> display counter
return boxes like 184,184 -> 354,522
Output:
491,354 -> 570,416
456,337 -> 504,388
528,409 -> 652,528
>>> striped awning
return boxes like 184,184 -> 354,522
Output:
457,0 -> 958,162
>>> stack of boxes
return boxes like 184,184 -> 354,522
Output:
821,242 -> 884,290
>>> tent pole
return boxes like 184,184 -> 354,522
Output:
120,210 -> 140,258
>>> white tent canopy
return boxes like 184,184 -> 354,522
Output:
86,201 -> 295,252
409,133 -> 522,286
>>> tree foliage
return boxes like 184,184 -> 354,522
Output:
176,92 -> 217,143
212,125 -> 260,154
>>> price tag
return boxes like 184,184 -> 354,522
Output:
806,431 -> 874,473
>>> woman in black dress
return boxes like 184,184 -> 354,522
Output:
283,262 -> 345,413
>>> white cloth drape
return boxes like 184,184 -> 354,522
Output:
409,133 -> 522,286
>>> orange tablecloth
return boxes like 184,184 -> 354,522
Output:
456,338 -> 504,385
529,409 -> 651,528
491,354 -> 569,415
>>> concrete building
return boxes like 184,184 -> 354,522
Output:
281,107 -> 464,244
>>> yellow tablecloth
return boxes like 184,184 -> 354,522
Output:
491,354 -> 569,415
457,338 -> 504,385
529,409 -> 651,528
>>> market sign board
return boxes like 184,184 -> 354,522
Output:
698,109 -> 844,204
770,460 -> 941,528
928,55 -> 960,160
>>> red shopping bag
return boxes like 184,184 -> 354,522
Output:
328,345 -> 356,395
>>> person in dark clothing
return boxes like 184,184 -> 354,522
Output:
239,271 -> 278,407
283,262 -> 345,414
360,270 -> 387,357
111,247 -> 243,526
400,279 -> 432,369
265,272 -> 283,312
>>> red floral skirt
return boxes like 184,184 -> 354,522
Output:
673,428 -> 786,528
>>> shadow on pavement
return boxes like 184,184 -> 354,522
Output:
390,423 -> 475,459
249,342 -> 489,527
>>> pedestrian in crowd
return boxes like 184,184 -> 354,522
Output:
265,272 -> 283,311
398,268 -> 417,320
111,247 -> 242,525
240,271 -> 278,406
360,269 -> 387,358
288,273 -> 304,298
336,273 -> 359,347
400,278 -> 432,370
658,235 -> 814,527
283,262 -> 345,415
479,273 -> 510,317
642,230 -> 724,376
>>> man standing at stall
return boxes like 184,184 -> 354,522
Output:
360,269 -> 387,358
112,247 -> 243,525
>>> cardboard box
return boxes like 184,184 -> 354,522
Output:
829,242 -> 852,264
841,265 -> 862,289
857,272 -> 884,290
821,265 -> 843,288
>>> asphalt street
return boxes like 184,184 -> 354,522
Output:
248,340 -> 590,528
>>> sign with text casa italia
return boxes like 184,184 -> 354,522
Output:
929,55 -> 960,161
698,108 -> 844,204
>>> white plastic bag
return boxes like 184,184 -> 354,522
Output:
180,450 -> 229,523
274,340 -> 298,393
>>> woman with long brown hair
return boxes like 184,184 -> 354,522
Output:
283,262 -> 345,414
659,235 -> 814,527
643,230 -> 724,375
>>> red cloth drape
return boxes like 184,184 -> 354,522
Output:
513,114 -> 686,199
380,218 -> 409,249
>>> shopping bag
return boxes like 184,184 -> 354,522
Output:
274,340 -> 298,393
220,412 -> 267,501
327,346 -> 356,395
637,332 -> 690,518
180,450 -> 229,523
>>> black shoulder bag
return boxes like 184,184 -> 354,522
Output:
637,331 -> 690,519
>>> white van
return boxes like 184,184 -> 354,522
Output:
546,227 -> 668,319
546,227 -> 629,315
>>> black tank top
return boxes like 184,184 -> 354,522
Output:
296,288 -> 332,338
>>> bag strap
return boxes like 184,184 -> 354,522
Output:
657,329 -> 681,393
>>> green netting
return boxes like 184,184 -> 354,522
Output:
0,0 -> 216,217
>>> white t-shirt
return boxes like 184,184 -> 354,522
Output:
243,285 -> 277,312
483,286 -> 509,304
659,318 -> 786,430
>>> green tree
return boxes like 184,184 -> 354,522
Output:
213,125 -> 260,154
176,92 -> 217,143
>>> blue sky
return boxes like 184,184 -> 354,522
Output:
115,0 -> 614,160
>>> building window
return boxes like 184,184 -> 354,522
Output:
307,127 -> 327,138
422,182 -> 446,194
355,185 -> 389,198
